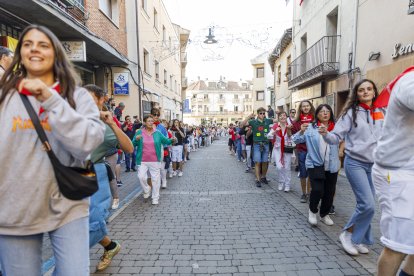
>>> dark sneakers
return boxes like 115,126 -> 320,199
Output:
329,205 -> 336,215
260,178 -> 269,184
256,180 -> 262,187
125,168 -> 130,172
300,194 -> 307,203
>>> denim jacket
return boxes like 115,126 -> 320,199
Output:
293,125 -> 340,173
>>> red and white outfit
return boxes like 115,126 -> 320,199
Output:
268,123 -> 293,191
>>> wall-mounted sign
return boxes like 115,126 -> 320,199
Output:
62,41 -> 86,62
183,99 -> 191,113
291,83 -> 322,103
114,72 -> 129,95
392,42 -> 414,59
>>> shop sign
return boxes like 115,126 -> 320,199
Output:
392,42 -> 414,59
183,99 -> 191,113
291,83 -> 322,103
114,72 -> 129,95
62,41 -> 86,62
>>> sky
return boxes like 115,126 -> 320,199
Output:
163,0 -> 293,83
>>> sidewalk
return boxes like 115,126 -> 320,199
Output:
88,139 -> 379,275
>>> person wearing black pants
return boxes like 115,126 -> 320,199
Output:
293,104 -> 340,226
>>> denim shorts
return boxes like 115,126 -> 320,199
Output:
298,151 -> 308,178
253,142 -> 269,163
116,152 -> 122,164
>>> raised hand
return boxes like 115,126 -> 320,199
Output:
18,78 -> 52,102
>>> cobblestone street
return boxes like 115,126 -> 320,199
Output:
88,138 -> 382,275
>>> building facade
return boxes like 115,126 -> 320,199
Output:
251,52 -> 273,111
269,28 -> 293,113
123,0 -> 189,121
355,0 -> 414,90
184,79 -> 253,126
289,0 -> 357,115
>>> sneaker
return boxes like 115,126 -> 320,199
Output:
278,184 -> 283,191
255,180 -> 262,187
354,243 -> 369,254
284,187 -> 290,192
172,171 -> 177,177
320,215 -> 334,226
152,199 -> 159,205
178,171 -> 183,177
96,241 -> 121,271
329,205 -> 336,215
125,168 -> 130,172
168,173 -> 173,178
295,165 -> 299,172
111,198 -> 120,210
238,159 -> 242,162
143,188 -> 151,199
308,210 -> 318,226
339,231 -> 359,256
131,168 -> 137,172
300,194 -> 307,203
161,181 -> 167,189
245,168 -> 250,173
116,181 -> 123,187
261,178 -> 269,184
242,159 -> 246,163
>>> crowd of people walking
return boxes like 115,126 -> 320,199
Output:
0,24 -> 413,276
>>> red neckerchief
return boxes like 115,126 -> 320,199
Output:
154,120 -> 160,126
359,102 -> 375,117
18,81 -> 60,115
317,121 -> 335,132
300,113 -> 313,123
374,66 -> 414,108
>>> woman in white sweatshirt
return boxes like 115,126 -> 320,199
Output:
0,25 -> 105,275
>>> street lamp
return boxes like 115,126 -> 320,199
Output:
203,28 -> 218,44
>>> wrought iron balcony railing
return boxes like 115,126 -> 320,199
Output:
288,35 -> 339,88
49,0 -> 89,25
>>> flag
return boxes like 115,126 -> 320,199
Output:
299,0 -> 304,5
373,66 -> 414,108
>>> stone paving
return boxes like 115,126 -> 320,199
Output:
88,138 -> 382,276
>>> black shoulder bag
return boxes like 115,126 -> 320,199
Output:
20,94 -> 98,200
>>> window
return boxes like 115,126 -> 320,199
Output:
154,60 -> 159,81
204,94 -> 209,99
169,75 -> 173,89
256,67 -> 264,78
256,91 -> 264,101
99,0 -> 119,24
143,49 -> 150,74
219,94 -> 223,99
141,0 -> 147,12
234,94 -> 238,99
277,65 -> 281,85
174,80 -> 177,93
234,106 -> 239,112
164,70 -> 167,86
168,37 -> 172,51
220,106 -> 223,112
153,8 -> 158,30
244,94 -> 249,99
286,55 -> 291,80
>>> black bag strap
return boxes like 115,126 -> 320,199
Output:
19,93 -> 55,157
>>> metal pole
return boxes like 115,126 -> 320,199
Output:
135,0 -> 143,120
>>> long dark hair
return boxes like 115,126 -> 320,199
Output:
0,24 -> 79,108
295,100 -> 316,122
339,79 -> 378,127
312,104 -> 335,127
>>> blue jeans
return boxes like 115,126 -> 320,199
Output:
0,216 -> 89,276
235,139 -> 243,161
298,151 -> 308,178
125,147 -> 136,170
253,142 -> 269,163
343,155 -> 375,245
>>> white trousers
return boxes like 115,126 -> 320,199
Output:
272,148 -> 292,189
373,164 -> 414,254
171,145 -> 183,162
138,162 -> 161,201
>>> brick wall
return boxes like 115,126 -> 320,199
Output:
85,0 -> 127,57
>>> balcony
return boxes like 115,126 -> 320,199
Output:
409,0 -> 414,14
49,0 -> 89,25
288,36 -> 339,89
192,111 -> 245,116
180,52 -> 188,66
